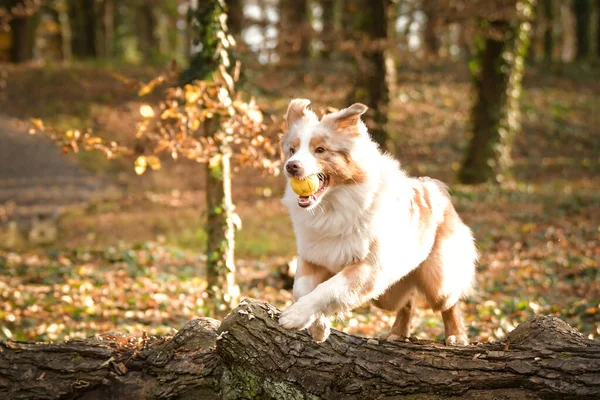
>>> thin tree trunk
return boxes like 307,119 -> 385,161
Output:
423,0 -> 439,57
320,0 -> 335,59
103,0 -> 114,59
347,0 -> 391,150
183,1 -> 240,312
8,12 -> 38,63
573,0 -> 591,60
459,1 -> 536,185
227,0 -> 243,37
205,130 -> 240,314
543,0 -> 553,63
1,299 -> 599,399
278,0 -> 311,61
68,0 -> 97,58
597,0 -> 600,57
138,3 -> 157,62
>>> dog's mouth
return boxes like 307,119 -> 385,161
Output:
298,173 -> 329,208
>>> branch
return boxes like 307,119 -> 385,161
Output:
1,299 -> 599,399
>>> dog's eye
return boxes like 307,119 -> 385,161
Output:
289,148 -> 296,155
315,147 -> 326,154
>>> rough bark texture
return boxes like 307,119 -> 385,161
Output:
1,299 -> 599,399
346,0 -> 391,150
459,0 -> 535,184
205,144 -> 240,313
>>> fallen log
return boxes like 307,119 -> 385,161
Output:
1,299 -> 598,399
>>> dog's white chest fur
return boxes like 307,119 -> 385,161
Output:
294,212 -> 371,272
283,179 -> 382,273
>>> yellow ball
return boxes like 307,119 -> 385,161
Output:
290,175 -> 320,196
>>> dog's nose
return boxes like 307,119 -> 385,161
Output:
286,160 -> 303,176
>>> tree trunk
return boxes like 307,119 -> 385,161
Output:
598,0 -> 600,57
227,0 -> 244,37
68,0 -> 97,58
181,0 -> 240,313
459,0 -> 536,185
56,0 -> 72,63
205,141 -> 240,314
102,0 -> 114,60
573,0 -> 591,60
542,0 -> 553,63
346,0 -> 391,150
8,10 -> 38,63
138,3 -> 157,62
278,0 -> 311,61
1,299 -> 599,399
320,0 -> 336,59
423,0 -> 439,57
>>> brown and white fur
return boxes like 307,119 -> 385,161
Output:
278,99 -> 477,345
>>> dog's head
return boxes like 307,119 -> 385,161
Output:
281,98 -> 370,210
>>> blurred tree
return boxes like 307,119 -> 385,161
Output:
99,0 -> 114,59
320,0 -> 336,59
137,2 -> 158,62
55,0 -> 72,63
6,0 -> 39,63
68,0 -> 97,58
598,0 -> 600,57
226,0 -> 243,37
423,0 -> 440,57
278,0 -> 311,61
542,0 -> 553,63
346,0 -> 391,150
573,0 -> 591,60
459,0 -> 536,184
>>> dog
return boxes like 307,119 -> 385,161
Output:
278,99 -> 477,345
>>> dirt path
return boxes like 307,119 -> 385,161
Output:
0,116 -> 117,224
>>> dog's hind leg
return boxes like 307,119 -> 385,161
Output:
379,293 -> 415,342
414,217 -> 476,346
441,303 -> 469,346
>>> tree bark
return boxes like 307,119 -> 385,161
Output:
542,0 -> 553,63
205,141 -> 240,314
68,0 -> 98,58
8,7 -> 39,63
278,0 -> 311,61
56,0 -> 72,63
138,3 -> 157,62
1,299 -> 599,399
573,0 -> 591,60
597,0 -> 600,57
423,0 -> 440,57
227,0 -> 244,38
459,0 -> 536,184
346,0 -> 392,150
320,0 -> 336,59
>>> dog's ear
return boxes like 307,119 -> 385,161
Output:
286,99 -> 313,126
326,103 -> 368,135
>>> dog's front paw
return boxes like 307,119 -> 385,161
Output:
279,300 -> 317,331
445,334 -> 469,346
308,316 -> 331,343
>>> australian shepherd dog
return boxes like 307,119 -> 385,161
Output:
278,99 -> 478,345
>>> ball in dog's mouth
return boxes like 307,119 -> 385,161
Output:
298,173 -> 329,208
